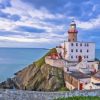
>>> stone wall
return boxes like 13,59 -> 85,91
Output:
0,89 -> 100,100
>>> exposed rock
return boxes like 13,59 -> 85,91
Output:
0,48 -> 65,91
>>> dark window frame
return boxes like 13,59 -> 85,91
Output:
76,49 -> 78,52
71,43 -> 74,46
87,56 -> 88,58
71,56 -> 73,59
80,43 -> 82,46
71,49 -> 73,52
76,43 -> 78,46
80,49 -> 82,52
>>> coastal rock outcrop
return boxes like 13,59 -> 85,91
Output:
0,48 -> 65,91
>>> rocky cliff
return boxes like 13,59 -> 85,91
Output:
0,48 -> 65,91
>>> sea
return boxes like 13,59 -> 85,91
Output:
0,48 -> 48,82
0,48 -> 100,82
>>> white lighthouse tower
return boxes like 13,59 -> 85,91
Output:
68,21 -> 78,42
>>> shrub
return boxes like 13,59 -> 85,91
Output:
54,96 -> 100,100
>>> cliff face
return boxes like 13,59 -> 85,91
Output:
0,48 -> 65,91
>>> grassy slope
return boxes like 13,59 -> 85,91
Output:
35,48 -> 57,67
54,96 -> 100,100
35,48 -> 68,91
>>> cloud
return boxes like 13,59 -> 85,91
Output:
0,30 -> 66,46
76,15 -> 100,30
0,0 -> 66,33
0,0 -> 11,9
21,0 -> 66,13
0,0 -> 100,48
0,0 -> 67,48
1,0 -> 65,20
21,0 -> 87,14
0,36 -> 50,43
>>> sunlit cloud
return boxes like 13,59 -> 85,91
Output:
0,36 -> 50,43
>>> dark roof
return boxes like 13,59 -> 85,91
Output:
68,71 -> 91,79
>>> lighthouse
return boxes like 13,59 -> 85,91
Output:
60,21 -> 95,62
68,21 -> 78,42
45,20 -> 99,91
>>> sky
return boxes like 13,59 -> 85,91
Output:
0,0 -> 100,48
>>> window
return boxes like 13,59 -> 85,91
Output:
76,56 -> 77,58
76,43 -> 78,46
85,43 -> 87,46
76,49 -> 78,52
71,43 -> 73,46
87,50 -> 89,52
87,43 -> 89,46
80,43 -> 82,46
87,56 -> 88,58
71,56 -> 73,59
71,49 -> 73,52
80,49 -> 82,52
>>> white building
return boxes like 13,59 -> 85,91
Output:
84,71 -> 100,90
60,42 -> 95,62
76,61 -> 99,74
56,21 -> 99,90
57,21 -> 95,62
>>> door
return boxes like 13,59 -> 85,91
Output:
78,56 -> 82,62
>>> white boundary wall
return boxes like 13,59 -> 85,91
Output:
45,56 -> 65,68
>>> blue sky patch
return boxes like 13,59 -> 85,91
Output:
16,26 -> 46,33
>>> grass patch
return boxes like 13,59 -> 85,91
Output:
54,96 -> 100,100
35,48 -> 57,67
58,86 -> 69,91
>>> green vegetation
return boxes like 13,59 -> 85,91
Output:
35,48 -> 57,67
58,86 -> 69,91
54,96 -> 100,100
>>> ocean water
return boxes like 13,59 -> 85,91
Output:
95,49 -> 100,60
0,48 -> 48,82
0,48 -> 100,82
